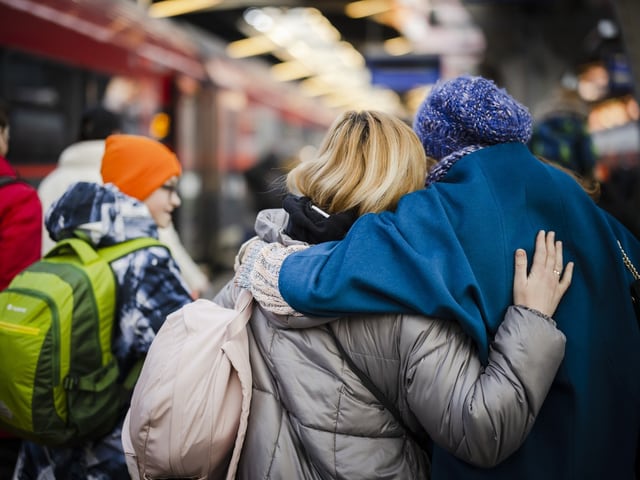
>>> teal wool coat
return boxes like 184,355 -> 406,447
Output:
279,143 -> 640,479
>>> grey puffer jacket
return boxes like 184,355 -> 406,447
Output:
214,209 -> 566,480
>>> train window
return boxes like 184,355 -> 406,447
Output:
1,49 -> 78,165
9,107 -> 66,164
0,48 -> 112,169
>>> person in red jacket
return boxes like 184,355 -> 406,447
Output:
0,98 -> 42,476
0,99 -> 42,289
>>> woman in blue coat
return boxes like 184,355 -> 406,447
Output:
238,76 -> 640,479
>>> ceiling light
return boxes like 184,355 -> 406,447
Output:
270,61 -> 314,82
384,37 -> 413,56
597,19 -> 618,39
336,42 -> 366,68
243,8 -> 274,32
148,0 -> 222,18
226,36 -> 276,58
345,0 -> 392,19
299,77 -> 335,97
236,5 -> 407,115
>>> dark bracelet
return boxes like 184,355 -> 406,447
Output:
515,305 -> 556,325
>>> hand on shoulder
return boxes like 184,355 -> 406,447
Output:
513,230 -> 574,317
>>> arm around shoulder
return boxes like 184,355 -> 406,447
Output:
402,230 -> 571,467
402,305 -> 564,468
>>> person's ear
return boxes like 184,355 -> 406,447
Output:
0,127 -> 8,157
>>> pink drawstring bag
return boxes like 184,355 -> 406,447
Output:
122,290 -> 253,480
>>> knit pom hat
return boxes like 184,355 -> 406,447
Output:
101,134 -> 181,201
413,75 -> 533,160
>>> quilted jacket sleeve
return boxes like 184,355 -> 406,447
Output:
400,305 -> 565,467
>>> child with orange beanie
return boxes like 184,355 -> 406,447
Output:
14,134 -> 193,479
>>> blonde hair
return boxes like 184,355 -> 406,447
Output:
287,110 -> 428,215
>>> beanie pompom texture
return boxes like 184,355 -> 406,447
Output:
413,75 -> 533,160
100,134 -> 181,201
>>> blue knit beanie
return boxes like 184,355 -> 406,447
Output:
413,75 -> 533,160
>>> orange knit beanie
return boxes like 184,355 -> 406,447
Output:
101,134 -> 182,200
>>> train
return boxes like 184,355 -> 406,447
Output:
0,0 -> 339,272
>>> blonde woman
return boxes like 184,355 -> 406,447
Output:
219,110 -> 572,479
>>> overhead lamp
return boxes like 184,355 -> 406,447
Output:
324,92 -> 354,108
345,0 -> 392,19
597,19 -> 618,39
270,61 -> 314,82
148,0 -> 223,18
384,37 -> 413,56
299,77 -> 336,97
243,8 -> 275,32
226,36 -> 277,58
336,42 -> 366,68
232,4 -> 405,114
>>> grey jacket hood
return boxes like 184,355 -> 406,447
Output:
253,208 -> 305,246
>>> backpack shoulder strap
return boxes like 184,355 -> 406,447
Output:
0,176 -> 22,188
46,237 -> 166,263
225,289 -> 254,339
45,237 -> 101,263
98,237 -> 166,263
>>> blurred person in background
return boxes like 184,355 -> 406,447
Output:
37,106 -> 210,298
530,79 -> 599,182
38,106 -> 121,255
597,164 -> 640,239
0,98 -> 42,476
0,98 -> 42,288
244,150 -> 287,213
528,80 -> 601,202
530,81 -> 640,241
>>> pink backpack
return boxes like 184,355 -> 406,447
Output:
122,290 -> 253,480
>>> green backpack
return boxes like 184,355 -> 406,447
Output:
0,236 -> 162,447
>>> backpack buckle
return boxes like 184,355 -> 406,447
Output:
63,376 -> 78,390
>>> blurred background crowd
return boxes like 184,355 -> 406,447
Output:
1,0 -> 639,289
